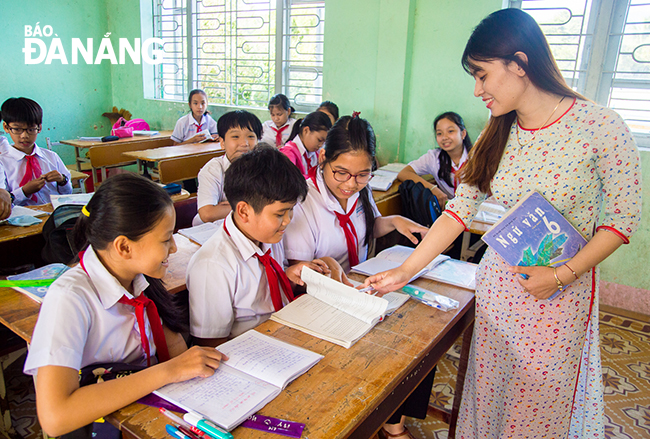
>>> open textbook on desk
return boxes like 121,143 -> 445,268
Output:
271,267 -> 408,348
154,330 -> 323,431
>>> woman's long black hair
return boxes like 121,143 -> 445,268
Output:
433,111 -> 473,188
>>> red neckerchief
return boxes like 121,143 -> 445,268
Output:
20,153 -> 42,202
223,221 -> 294,311
271,124 -> 289,146
308,170 -> 360,267
303,151 -> 316,176
451,160 -> 467,191
78,251 -> 170,366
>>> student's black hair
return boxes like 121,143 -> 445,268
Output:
224,144 -> 308,213
318,101 -> 339,121
287,111 -> 332,142
72,173 -> 186,333
217,110 -> 263,140
321,114 -> 377,246
1,97 -> 43,126
268,93 -> 295,115
188,89 -> 210,115
433,112 -> 473,188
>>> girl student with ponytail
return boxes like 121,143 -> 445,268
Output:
24,174 -> 226,438
283,113 -> 429,274
279,111 -> 332,178
364,8 -> 641,439
397,111 -> 473,208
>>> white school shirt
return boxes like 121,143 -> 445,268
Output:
0,142 -> 72,206
283,169 -> 381,273
407,148 -> 469,200
0,161 -> 7,191
187,213 -> 289,339
170,113 -> 218,143
260,119 -> 296,147
24,247 -> 157,376
192,154 -> 232,226
280,135 -> 317,178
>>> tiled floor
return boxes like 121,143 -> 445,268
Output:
5,306 -> 650,439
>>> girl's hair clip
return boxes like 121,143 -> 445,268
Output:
352,111 -> 361,118
81,205 -> 91,217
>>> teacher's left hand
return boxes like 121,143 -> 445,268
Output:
508,265 -> 562,300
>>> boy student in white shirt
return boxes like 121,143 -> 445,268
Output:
260,93 -> 296,147
187,146 -> 345,347
170,89 -> 219,144
397,111 -> 473,208
193,110 -> 262,225
279,111 -> 332,178
0,97 -> 72,206
283,114 -> 430,273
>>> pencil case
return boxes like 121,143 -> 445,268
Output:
163,183 -> 182,195
401,285 -> 459,312
111,126 -> 133,138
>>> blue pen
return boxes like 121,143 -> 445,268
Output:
166,424 -> 192,439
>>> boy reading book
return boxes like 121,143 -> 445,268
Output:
187,146 -> 343,346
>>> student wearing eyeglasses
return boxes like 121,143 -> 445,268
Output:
283,114 -> 429,274
0,97 -> 71,206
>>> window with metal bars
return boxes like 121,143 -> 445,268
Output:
143,0 -> 324,112
510,0 -> 650,147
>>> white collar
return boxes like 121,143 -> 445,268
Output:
313,168 -> 360,215
3,143 -> 44,160
223,213 -> 273,262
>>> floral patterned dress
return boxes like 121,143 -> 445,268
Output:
446,100 -> 642,438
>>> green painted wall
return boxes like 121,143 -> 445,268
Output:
0,0 -> 114,164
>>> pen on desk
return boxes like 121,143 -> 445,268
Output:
184,412 -> 233,439
160,408 -> 207,438
166,424 -> 192,439
357,285 -> 374,294
178,425 -> 202,439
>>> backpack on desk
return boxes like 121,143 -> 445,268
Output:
41,205 -> 83,265
398,180 -> 442,228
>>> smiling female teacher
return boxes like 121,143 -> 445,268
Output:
363,8 -> 641,439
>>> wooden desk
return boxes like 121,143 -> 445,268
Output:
123,143 -> 224,184
60,132 -> 174,185
109,277 -> 475,439
0,204 -> 52,244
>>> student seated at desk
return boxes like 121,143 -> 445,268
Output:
283,113 -> 430,273
187,146 -> 343,347
193,110 -> 262,225
171,89 -> 219,145
0,97 -> 72,205
279,111 -> 332,178
317,100 -> 339,125
397,111 -> 472,208
23,174 -> 225,438
260,93 -> 296,147
0,162 -> 12,220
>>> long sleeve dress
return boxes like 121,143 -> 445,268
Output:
445,99 -> 642,439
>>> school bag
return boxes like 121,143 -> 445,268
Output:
111,117 -> 150,138
41,205 -> 83,265
398,180 -> 442,228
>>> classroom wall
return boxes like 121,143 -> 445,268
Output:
0,0 -> 114,164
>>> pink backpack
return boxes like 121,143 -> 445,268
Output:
111,117 -> 150,138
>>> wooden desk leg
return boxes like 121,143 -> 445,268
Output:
448,321 -> 473,439
460,231 -> 472,261
74,148 -> 82,172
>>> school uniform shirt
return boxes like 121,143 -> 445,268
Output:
0,161 -> 7,191
186,213 -> 290,339
279,136 -> 318,178
0,136 -> 9,150
283,169 -> 381,273
192,154 -> 232,226
24,246 -> 158,376
0,142 -> 72,206
170,113 -> 218,143
408,148 -> 469,200
260,119 -> 296,147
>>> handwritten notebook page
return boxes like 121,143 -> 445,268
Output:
155,364 -> 278,430
217,330 -> 323,389
301,267 -> 387,324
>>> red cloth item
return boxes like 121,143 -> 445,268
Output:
118,294 -> 170,367
271,124 -> 289,146
451,161 -> 467,191
20,154 -> 42,202
193,122 -> 203,132
253,249 -> 295,311
303,151 -> 316,176
334,199 -> 360,267
78,251 -> 169,367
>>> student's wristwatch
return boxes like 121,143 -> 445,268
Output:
58,174 -> 69,186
